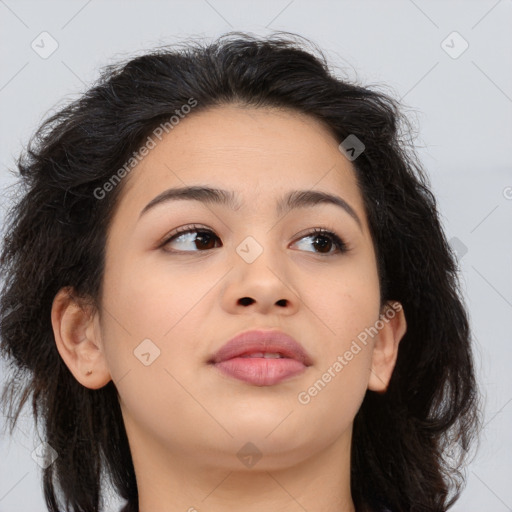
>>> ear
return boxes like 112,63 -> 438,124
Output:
367,300 -> 407,393
51,287 -> 112,389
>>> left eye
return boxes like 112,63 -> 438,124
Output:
294,228 -> 349,255
162,225 -> 348,255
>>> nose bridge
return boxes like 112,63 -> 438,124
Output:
230,205 -> 279,264
221,227 -> 298,312
234,230 -> 284,283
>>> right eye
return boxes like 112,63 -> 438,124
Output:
161,225 -> 222,252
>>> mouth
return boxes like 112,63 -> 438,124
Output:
208,329 -> 313,387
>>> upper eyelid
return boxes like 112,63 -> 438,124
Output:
164,224 -> 344,240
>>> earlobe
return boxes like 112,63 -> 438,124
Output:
51,287 -> 111,389
367,301 -> 407,393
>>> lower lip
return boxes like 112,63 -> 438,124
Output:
212,357 -> 307,386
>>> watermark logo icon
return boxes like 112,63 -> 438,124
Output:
441,31 -> 469,59
31,32 -> 59,59
31,442 -> 58,468
338,135 -> 365,161
236,236 -> 264,264
237,442 -> 262,468
448,236 -> 468,260
134,338 -> 161,366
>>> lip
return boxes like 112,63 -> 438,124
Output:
208,329 -> 313,386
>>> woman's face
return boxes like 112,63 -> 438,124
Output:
56,104 -> 405,475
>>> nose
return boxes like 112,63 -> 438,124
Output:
220,237 -> 299,316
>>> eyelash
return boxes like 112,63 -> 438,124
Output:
160,224 -> 350,256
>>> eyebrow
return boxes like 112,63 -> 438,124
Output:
138,185 -> 363,230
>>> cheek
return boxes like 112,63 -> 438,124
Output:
297,253 -> 380,406
307,251 -> 381,345
98,260 -> 200,432
307,284 -> 378,396
295,288 -> 377,435
102,252 -> 198,337
99,252 -> 218,382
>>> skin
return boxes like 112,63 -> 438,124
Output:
51,105 -> 407,512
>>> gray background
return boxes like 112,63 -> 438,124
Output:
1,1 -> 511,511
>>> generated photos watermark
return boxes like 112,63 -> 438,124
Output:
297,301 -> 403,405
93,97 -> 198,200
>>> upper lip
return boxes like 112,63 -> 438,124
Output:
208,329 -> 313,366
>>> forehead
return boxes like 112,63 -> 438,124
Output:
116,105 -> 366,221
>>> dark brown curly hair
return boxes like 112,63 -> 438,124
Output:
0,31 -> 481,512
